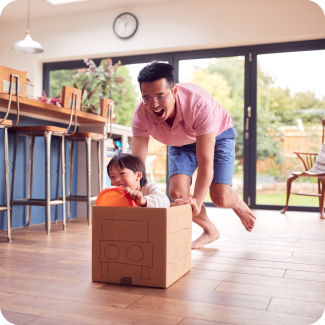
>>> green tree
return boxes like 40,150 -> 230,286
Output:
257,65 -> 325,127
186,66 -> 246,159
294,91 -> 325,125
207,57 -> 244,99
186,57 -> 283,161
187,69 -> 233,108
204,58 -> 246,159
49,69 -> 75,97
111,66 -> 138,126
50,68 -> 100,106
49,65 -> 138,127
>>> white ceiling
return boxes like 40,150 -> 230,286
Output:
0,0 -> 170,22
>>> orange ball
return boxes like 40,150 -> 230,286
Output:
95,186 -> 137,207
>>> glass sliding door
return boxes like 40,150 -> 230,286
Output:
256,50 -> 325,207
178,56 -> 245,203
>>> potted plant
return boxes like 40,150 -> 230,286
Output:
33,90 -> 62,106
73,58 -> 126,115
72,82 -> 98,114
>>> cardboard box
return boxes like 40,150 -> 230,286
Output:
92,204 -> 192,288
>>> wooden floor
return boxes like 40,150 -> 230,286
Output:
0,208 -> 325,325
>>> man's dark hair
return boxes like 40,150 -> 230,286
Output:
107,153 -> 147,188
137,61 -> 175,90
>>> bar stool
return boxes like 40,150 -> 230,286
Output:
10,86 -> 81,234
0,72 -> 22,242
60,98 -> 113,225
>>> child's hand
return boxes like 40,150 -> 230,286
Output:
175,196 -> 201,216
125,187 -> 147,207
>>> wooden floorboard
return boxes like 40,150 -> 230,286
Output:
179,318 -> 231,325
215,281 -> 325,303
99,283 -> 271,310
27,316 -> 87,325
0,208 -> 324,325
127,296 -> 318,325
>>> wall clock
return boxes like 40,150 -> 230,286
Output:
113,13 -> 138,39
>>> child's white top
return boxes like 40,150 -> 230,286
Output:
141,183 -> 170,208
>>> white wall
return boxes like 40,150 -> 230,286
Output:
0,0 -> 325,96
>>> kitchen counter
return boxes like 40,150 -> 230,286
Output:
0,93 -> 107,125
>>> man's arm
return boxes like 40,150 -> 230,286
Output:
131,136 -> 149,164
175,131 -> 215,215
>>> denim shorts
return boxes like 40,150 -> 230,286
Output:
168,127 -> 236,186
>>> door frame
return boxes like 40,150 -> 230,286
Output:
248,39 -> 325,211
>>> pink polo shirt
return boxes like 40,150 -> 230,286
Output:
131,83 -> 233,147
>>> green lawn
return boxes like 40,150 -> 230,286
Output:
204,192 -> 318,207
256,193 -> 318,206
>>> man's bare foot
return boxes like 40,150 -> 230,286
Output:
192,227 -> 220,249
233,198 -> 256,232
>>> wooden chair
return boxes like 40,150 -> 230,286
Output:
10,86 -> 81,235
0,69 -> 25,242
59,97 -> 114,225
281,118 -> 325,219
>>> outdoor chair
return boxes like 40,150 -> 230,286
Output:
281,118 -> 325,219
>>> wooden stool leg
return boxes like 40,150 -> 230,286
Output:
4,128 -> 11,242
61,136 -> 66,230
10,133 -> 18,231
44,131 -> 52,234
281,174 -> 296,214
86,137 -> 92,225
97,141 -> 102,192
26,136 -> 35,227
55,137 -> 61,224
68,141 -> 74,221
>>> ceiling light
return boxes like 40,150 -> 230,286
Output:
46,0 -> 88,5
12,0 -> 44,54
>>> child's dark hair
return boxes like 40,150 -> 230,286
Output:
137,61 -> 175,90
107,153 -> 148,188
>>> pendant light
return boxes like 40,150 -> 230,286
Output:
12,0 -> 44,54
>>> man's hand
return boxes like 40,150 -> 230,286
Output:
175,196 -> 201,216
125,187 -> 147,207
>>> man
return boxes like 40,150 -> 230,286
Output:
131,62 -> 256,249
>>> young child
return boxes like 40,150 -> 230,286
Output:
107,153 -> 170,208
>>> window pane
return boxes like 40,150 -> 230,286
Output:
179,56 -> 245,202
256,50 -> 325,206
